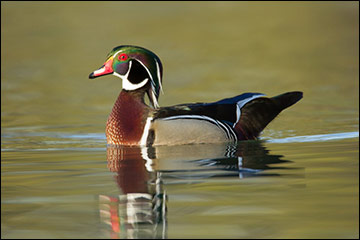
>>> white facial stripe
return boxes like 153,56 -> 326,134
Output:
112,50 -> 123,59
116,73 -> 149,90
111,52 -> 160,96
135,59 -> 153,83
134,58 -> 161,100
113,60 -> 149,90
155,59 -> 163,94
122,78 -> 148,90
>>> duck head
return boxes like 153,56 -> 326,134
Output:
89,45 -> 163,108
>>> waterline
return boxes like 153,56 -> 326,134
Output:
264,131 -> 359,144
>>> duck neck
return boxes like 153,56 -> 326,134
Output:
106,89 -> 150,146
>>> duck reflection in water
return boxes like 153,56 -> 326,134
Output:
99,141 -> 292,238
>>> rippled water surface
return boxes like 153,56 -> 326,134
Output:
2,2 -> 359,239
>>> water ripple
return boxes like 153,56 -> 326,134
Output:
263,131 -> 359,143
2,131 -> 358,152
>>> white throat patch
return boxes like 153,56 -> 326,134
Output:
113,60 -> 149,91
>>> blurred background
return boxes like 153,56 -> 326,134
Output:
2,1 -> 358,137
1,2 -> 359,239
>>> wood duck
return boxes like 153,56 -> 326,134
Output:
89,45 -> 303,146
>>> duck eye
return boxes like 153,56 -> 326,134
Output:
118,53 -> 128,61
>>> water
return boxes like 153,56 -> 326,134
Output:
2,133 -> 358,238
1,2 -> 359,239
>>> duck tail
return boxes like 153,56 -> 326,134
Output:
234,91 -> 303,140
272,91 -> 303,111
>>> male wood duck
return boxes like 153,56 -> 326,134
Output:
89,45 -> 303,146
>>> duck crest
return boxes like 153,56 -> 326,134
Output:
106,91 -> 150,145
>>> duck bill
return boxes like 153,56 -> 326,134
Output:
89,57 -> 114,79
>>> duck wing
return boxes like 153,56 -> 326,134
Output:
152,91 -> 303,141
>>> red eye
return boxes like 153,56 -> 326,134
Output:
118,53 -> 128,61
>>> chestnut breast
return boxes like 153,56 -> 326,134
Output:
106,91 -> 149,145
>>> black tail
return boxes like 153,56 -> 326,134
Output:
271,91 -> 303,111
236,91 -> 303,139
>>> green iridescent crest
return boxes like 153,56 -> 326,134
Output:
110,45 -> 163,108
89,45 -> 163,108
